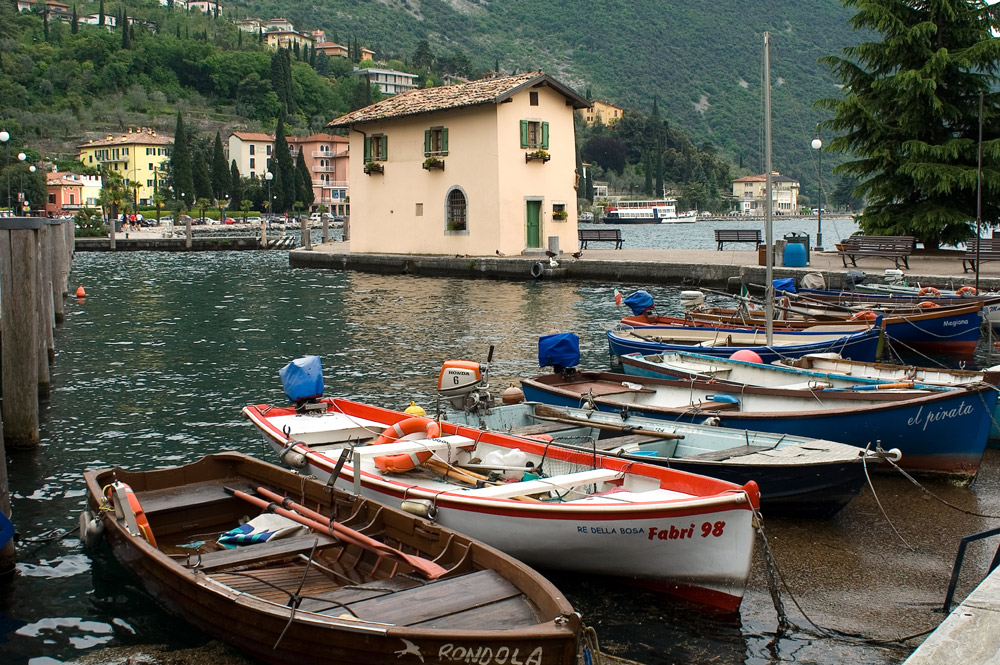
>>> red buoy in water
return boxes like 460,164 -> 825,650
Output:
75,285 -> 86,298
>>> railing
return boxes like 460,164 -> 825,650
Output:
311,150 -> 342,158
311,165 -> 336,173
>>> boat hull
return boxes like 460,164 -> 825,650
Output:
245,399 -> 759,612
520,371 -> 997,479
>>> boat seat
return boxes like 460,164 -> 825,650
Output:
352,435 -> 476,459
682,445 -> 770,462
181,533 -> 338,572
460,468 -> 623,499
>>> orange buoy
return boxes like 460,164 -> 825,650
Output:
75,285 -> 86,298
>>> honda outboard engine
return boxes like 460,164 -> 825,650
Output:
438,347 -> 495,411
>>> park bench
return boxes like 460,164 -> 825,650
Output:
962,238 -> 1000,272
836,235 -> 915,269
578,228 -> 623,249
714,229 -> 762,251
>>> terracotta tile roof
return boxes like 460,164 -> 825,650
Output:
733,173 -> 798,184
290,134 -> 349,143
79,129 -> 172,148
328,71 -> 590,127
231,131 -> 274,141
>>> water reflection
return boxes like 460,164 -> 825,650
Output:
1,249 -> 995,664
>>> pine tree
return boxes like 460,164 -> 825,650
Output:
351,77 -> 373,111
121,8 -> 130,49
229,160 -> 242,208
237,30 -> 242,48
98,0 -> 104,27
273,114 -> 295,212
192,147 -> 212,201
413,40 -> 434,69
71,4 -> 78,33
819,0 -> 1000,247
211,132 -> 230,199
295,149 -> 314,209
170,112 -> 194,207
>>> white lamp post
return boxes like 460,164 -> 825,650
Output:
0,130 -> 9,213
811,137 -> 824,251
264,171 -> 273,218
17,151 -> 26,215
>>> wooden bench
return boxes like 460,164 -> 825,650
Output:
837,235 -> 915,269
962,238 -> 1000,272
578,228 -> 623,249
714,229 -> 762,250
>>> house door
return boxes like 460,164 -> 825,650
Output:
526,200 -> 541,248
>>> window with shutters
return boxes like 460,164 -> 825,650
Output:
424,127 -> 448,156
364,134 -> 388,162
519,120 -> 549,149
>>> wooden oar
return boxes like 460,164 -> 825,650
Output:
224,486 -> 446,579
532,404 -> 685,440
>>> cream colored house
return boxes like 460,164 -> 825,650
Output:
731,172 -> 800,215
228,131 -> 274,180
328,71 -> 590,256
582,100 -> 623,127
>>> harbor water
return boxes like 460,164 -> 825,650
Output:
3,243 -> 1000,665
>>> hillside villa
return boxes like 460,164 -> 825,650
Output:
731,172 -> 800,215
327,71 -> 590,256
77,129 -> 171,207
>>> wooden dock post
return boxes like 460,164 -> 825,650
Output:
48,219 -> 67,323
0,410 -> 14,580
109,211 -> 116,250
0,218 -> 41,448
185,217 -> 192,249
301,217 -> 311,250
36,224 -> 53,398
322,218 -> 329,244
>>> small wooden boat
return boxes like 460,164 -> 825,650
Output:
797,286 -> 1000,331
442,401 -> 873,519
520,368 -> 1000,480
82,452 -> 583,665
243,397 -> 761,611
606,323 -> 883,365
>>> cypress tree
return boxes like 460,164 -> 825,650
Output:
270,50 -> 288,112
283,49 -> 294,113
43,5 -> 49,41
237,30 -> 242,48
293,41 -> 300,60
170,112 -> 194,207
121,8 -> 130,49
71,4 -> 78,33
229,160 -> 242,208
295,149 -> 314,209
643,153 -> 653,196
192,147 -> 212,201
98,0 -> 104,27
211,132 -> 230,199
214,0 -> 219,19
176,24 -> 181,38
273,114 -> 295,212
819,0 -> 1000,247
310,44 -> 317,68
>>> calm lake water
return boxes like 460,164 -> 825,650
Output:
2,243 -> 998,665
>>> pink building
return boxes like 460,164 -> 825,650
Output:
288,134 -> 350,216
45,172 -> 84,217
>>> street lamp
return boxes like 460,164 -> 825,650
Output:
811,136 -> 824,251
264,171 -> 273,218
17,151 -> 26,215
28,164 -> 35,215
0,130 -> 9,213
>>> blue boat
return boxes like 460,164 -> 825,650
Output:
520,367 -> 998,480
606,323 -> 883,366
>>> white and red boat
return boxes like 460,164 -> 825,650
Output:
243,395 -> 760,612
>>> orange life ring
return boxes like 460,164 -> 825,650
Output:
849,310 -> 878,321
916,301 -> 940,308
105,482 -> 156,547
917,287 -> 941,297
374,417 -> 441,473
957,286 -> 978,296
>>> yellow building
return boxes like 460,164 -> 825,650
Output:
77,128 -> 172,206
731,172 -> 800,215
582,100 -> 623,126
328,71 -> 590,256
265,30 -> 314,51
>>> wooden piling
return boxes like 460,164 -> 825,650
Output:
322,218 -> 329,244
0,218 -> 41,448
301,217 -> 311,250
48,219 -> 66,323
109,211 -> 116,250
0,408 -> 14,579
186,217 -> 192,249
36,224 -> 53,398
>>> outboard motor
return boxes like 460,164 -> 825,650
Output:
679,290 -> 705,310
438,346 -> 495,411
539,331 -> 580,378
280,355 -> 325,412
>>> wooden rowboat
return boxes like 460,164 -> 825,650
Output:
243,397 -> 761,612
82,452 -> 582,665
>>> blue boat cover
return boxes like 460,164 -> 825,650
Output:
772,278 -> 796,293
624,290 -> 655,316
538,332 -> 580,368
0,511 -> 12,548
280,355 -> 324,403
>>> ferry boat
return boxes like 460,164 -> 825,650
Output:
600,198 -> 693,224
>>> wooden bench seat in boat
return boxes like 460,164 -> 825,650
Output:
460,468 -> 623,499
351,435 -> 476,459
303,569 -> 534,628
682,445 -> 771,462
137,480 -> 239,516
507,421 -> 582,437
181,534 -> 338,572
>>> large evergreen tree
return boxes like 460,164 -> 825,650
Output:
229,160 -> 242,208
192,147 -> 213,202
295,149 -> 314,209
170,112 -> 194,207
818,0 -> 1000,247
211,132 -> 230,198
272,114 -> 295,212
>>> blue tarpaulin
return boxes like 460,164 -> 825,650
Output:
772,278 -> 796,293
623,290 -> 655,316
538,332 -> 580,368
280,355 -> 324,403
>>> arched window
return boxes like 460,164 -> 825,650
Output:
446,188 -> 467,232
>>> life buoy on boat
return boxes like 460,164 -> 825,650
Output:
374,417 -> 441,473
917,286 -> 941,297
916,301 -> 940,308
957,286 -> 978,297
849,309 -> 878,321
104,481 -> 156,547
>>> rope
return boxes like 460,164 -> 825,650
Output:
862,444 -> 913,551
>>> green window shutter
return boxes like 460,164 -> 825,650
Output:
364,136 -> 371,161
383,136 -> 388,160
424,130 -> 431,155
441,128 -> 448,155
541,122 -> 550,149
520,119 -> 529,148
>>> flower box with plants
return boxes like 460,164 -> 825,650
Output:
422,156 -> 445,171
363,161 -> 384,175
552,210 -> 568,220
525,149 -> 550,163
